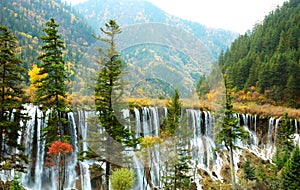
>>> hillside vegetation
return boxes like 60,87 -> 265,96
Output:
0,0 -> 95,86
75,0 -> 238,60
219,0 -> 300,108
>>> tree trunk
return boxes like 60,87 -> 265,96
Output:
144,167 -> 154,189
229,143 -> 236,190
106,161 -> 110,190
61,154 -> 66,190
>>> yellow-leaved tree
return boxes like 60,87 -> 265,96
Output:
26,64 -> 47,102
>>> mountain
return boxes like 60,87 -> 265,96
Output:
1,0 -> 238,100
219,0 -> 300,108
0,0 -> 96,84
74,0 -> 237,60
72,0 -> 237,98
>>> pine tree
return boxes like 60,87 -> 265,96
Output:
254,161 -> 267,188
91,20 -> 138,190
161,89 -> 192,189
0,25 -> 28,172
35,18 -> 70,145
282,146 -> 300,189
94,20 -> 136,146
216,77 -> 249,189
162,88 -> 182,137
242,159 -> 256,189
273,113 -> 295,171
35,19 -> 70,190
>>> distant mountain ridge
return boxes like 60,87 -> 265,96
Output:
74,0 -> 238,60
72,0 -> 238,98
1,0 -> 238,100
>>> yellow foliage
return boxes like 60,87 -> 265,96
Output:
127,97 -> 152,107
26,64 -> 47,101
28,64 -> 47,84
140,136 -> 163,149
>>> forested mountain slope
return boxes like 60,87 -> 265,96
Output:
219,0 -> 300,108
0,0 -> 95,84
71,0 -> 238,99
74,0 -> 238,60
1,0 -> 239,101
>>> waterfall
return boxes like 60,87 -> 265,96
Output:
77,110 -> 92,190
264,117 -> 280,160
294,119 -> 300,148
186,109 -> 221,180
20,106 -> 94,190
14,105 -> 299,189
22,105 -> 48,190
132,107 -> 163,189
64,112 -> 78,189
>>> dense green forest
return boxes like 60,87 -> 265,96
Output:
219,0 -> 300,108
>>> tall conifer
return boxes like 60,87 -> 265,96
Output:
0,25 -> 28,172
282,146 -> 300,189
35,18 -> 70,190
92,19 -> 138,190
216,78 -> 249,189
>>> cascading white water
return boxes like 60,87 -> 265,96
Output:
186,109 -> 222,181
264,117 -> 280,160
17,105 -> 299,190
77,110 -> 92,190
20,106 -> 94,190
293,119 -> 300,148
64,112 -> 78,190
22,105 -> 48,190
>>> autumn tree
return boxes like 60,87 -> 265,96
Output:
35,18 -> 70,144
0,25 -> 28,172
45,141 -> 73,190
216,78 -> 249,189
26,64 -> 47,102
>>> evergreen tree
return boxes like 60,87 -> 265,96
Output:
94,20 -> 137,146
161,89 -> 192,189
0,25 -> 28,172
273,113 -> 295,171
196,75 -> 210,99
219,0 -> 300,107
282,146 -> 300,189
35,18 -> 70,145
162,88 -> 182,136
216,78 -> 249,189
242,159 -> 256,189
35,19 -> 70,190
91,20 -> 138,190
254,161 -> 267,188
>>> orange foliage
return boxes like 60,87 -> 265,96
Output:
45,141 -> 73,167
47,141 -> 73,156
